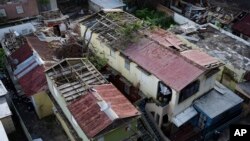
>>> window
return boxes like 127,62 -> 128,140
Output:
179,80 -> 200,103
124,58 -> 130,70
0,9 -> 6,17
157,82 -> 172,104
16,6 -> 24,14
110,48 -> 115,58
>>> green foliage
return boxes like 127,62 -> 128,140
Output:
135,8 -> 175,29
0,48 -> 5,68
88,54 -> 108,70
119,21 -> 143,40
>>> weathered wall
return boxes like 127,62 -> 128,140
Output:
31,91 -> 53,119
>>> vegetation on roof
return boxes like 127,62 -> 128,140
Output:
135,8 -> 175,29
88,54 -> 108,71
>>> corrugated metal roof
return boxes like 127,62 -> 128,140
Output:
194,82 -> 243,119
0,97 -> 12,119
10,43 -> 33,67
18,65 -> 47,96
26,36 -> 58,66
124,37 -> 205,91
68,84 -> 140,138
232,14 -> 250,37
181,49 -> 222,68
172,106 -> 197,127
0,121 -> 9,141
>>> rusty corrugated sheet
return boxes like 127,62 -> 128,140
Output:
181,50 -> 219,67
10,43 -> 33,67
124,37 -> 204,91
18,65 -> 47,96
68,84 -> 140,138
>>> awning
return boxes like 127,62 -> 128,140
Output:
172,106 -> 197,127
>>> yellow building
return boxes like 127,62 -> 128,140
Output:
80,10 -> 223,139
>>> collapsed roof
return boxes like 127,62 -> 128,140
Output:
81,10 -> 222,91
46,58 -> 140,138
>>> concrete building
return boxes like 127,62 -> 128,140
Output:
45,58 -> 140,141
79,10 -> 243,141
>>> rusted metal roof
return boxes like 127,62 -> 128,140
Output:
233,14 -> 250,37
18,65 -> 47,96
10,43 -> 33,67
26,36 -> 58,62
68,84 -> 140,138
124,37 -> 205,91
181,49 -> 223,69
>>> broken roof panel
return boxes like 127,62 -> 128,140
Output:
46,58 -> 108,102
124,37 -> 205,91
68,84 -> 140,138
181,49 -> 223,69
172,25 -> 250,71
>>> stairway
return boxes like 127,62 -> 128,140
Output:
137,99 -> 163,141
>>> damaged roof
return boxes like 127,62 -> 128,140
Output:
124,37 -> 204,91
171,25 -> 250,71
124,28 -> 221,91
46,58 -> 140,138
68,84 -> 140,138
82,11 -> 221,91
46,58 -> 108,102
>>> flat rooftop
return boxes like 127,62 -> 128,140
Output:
194,82 -> 243,118
172,25 -> 250,71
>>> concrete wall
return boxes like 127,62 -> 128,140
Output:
31,92 -> 53,119
46,75 -> 90,141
